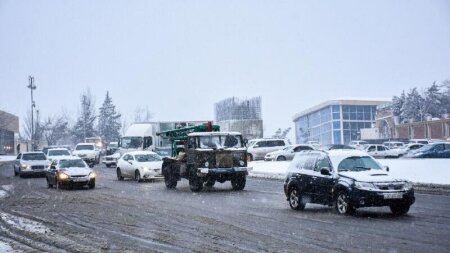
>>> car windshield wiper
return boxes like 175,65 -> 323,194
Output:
338,169 -> 349,172
354,166 -> 370,171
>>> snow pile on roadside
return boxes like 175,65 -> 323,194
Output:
0,241 -> 18,253
249,159 -> 450,185
0,156 -> 16,163
0,190 -> 8,199
0,213 -> 50,234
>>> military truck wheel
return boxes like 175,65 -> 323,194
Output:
204,179 -> 215,187
231,175 -> 246,191
189,176 -> 203,192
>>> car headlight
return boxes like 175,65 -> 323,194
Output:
141,166 -> 149,171
354,181 -> 377,190
59,173 -> 69,180
403,181 -> 413,190
89,172 -> 96,179
239,160 -> 245,166
21,164 -> 29,169
204,161 -> 209,167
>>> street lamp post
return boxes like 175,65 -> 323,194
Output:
27,76 -> 36,150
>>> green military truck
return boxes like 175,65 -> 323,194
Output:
157,122 -> 251,192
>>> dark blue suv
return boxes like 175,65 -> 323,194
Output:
410,142 -> 450,158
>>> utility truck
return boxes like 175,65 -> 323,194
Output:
157,122 -> 252,192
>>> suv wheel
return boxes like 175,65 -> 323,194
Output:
231,175 -> 246,191
189,176 -> 203,192
289,187 -> 305,210
335,191 -> 355,215
277,156 -> 286,161
390,204 -> 410,215
204,179 -> 215,187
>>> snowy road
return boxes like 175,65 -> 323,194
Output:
1,162 -> 449,253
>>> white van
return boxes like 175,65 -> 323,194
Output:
119,123 -> 155,155
246,138 -> 289,161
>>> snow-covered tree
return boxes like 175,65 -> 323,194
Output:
134,106 -> 152,122
273,127 -> 291,139
72,89 -> 97,143
392,91 -> 406,118
439,80 -> 450,114
422,82 -> 441,117
98,91 -> 122,142
401,88 -> 425,121
43,115 -> 69,146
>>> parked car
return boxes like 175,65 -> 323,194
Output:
14,152 -> 50,177
284,150 -> 415,215
102,151 -> 121,168
46,148 -> 71,162
319,144 -> 355,151
409,142 -> 450,158
409,139 -> 429,145
394,143 -> 425,157
365,145 -> 401,158
306,141 -> 321,149
264,144 -> 314,161
246,138 -> 289,161
46,156 -> 96,189
42,146 -> 58,156
116,151 -> 164,182
72,143 -> 101,167
349,140 -> 369,150
382,141 -> 405,149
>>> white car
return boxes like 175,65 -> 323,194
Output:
46,156 -> 96,189
264,144 -> 314,161
46,148 -> 71,162
102,151 -> 121,168
409,139 -> 429,145
72,143 -> 101,167
392,143 -> 425,157
382,141 -> 405,149
349,140 -> 369,150
365,145 -> 401,158
116,151 -> 163,182
14,152 -> 51,177
246,138 -> 289,161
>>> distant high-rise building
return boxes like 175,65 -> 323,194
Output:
214,97 -> 263,140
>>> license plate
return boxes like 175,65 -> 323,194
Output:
72,178 -> 87,182
383,193 -> 403,199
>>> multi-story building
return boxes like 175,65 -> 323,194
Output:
292,99 -> 389,144
214,97 -> 263,140
0,110 -> 19,155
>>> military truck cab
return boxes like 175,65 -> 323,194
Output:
161,130 -> 252,192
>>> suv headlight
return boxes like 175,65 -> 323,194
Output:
354,181 -> 378,190
21,164 -> 29,169
403,181 -> 413,190
89,172 -> 96,179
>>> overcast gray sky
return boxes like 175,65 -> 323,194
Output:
1,0 -> 449,140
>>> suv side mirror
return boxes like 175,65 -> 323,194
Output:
320,167 -> 331,175
384,166 -> 389,172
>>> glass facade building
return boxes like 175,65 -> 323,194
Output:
293,100 -> 388,145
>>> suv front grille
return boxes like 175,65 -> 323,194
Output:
31,165 -> 45,170
375,182 -> 404,190
216,154 -> 233,168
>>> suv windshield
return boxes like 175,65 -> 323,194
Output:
199,135 -> 243,149
22,153 -> 47,160
60,159 -> 86,168
76,145 -> 94,151
48,150 -> 70,156
338,156 -> 382,172
135,154 -> 162,162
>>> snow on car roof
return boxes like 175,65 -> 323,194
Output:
22,151 -> 45,154
53,155 -> 81,161
124,151 -> 158,156
326,149 -> 370,167
48,148 -> 69,151
188,132 -> 242,136
76,143 -> 95,146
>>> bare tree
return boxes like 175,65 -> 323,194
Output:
43,115 -> 69,146
134,106 -> 152,123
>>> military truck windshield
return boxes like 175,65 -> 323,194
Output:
60,159 -> 86,168
121,137 -> 143,149
199,135 -> 243,149
338,156 -> 382,172
22,153 -> 47,161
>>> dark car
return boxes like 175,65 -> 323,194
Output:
410,142 -> 450,158
284,150 -> 415,215
46,156 -> 96,189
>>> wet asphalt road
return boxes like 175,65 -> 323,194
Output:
0,161 -> 450,253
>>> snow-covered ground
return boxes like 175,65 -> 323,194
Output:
249,159 -> 450,185
0,156 -> 16,163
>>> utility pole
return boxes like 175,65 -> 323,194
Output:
83,96 -> 87,141
27,76 -> 36,150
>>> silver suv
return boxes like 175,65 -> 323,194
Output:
246,138 -> 289,161
14,152 -> 50,177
